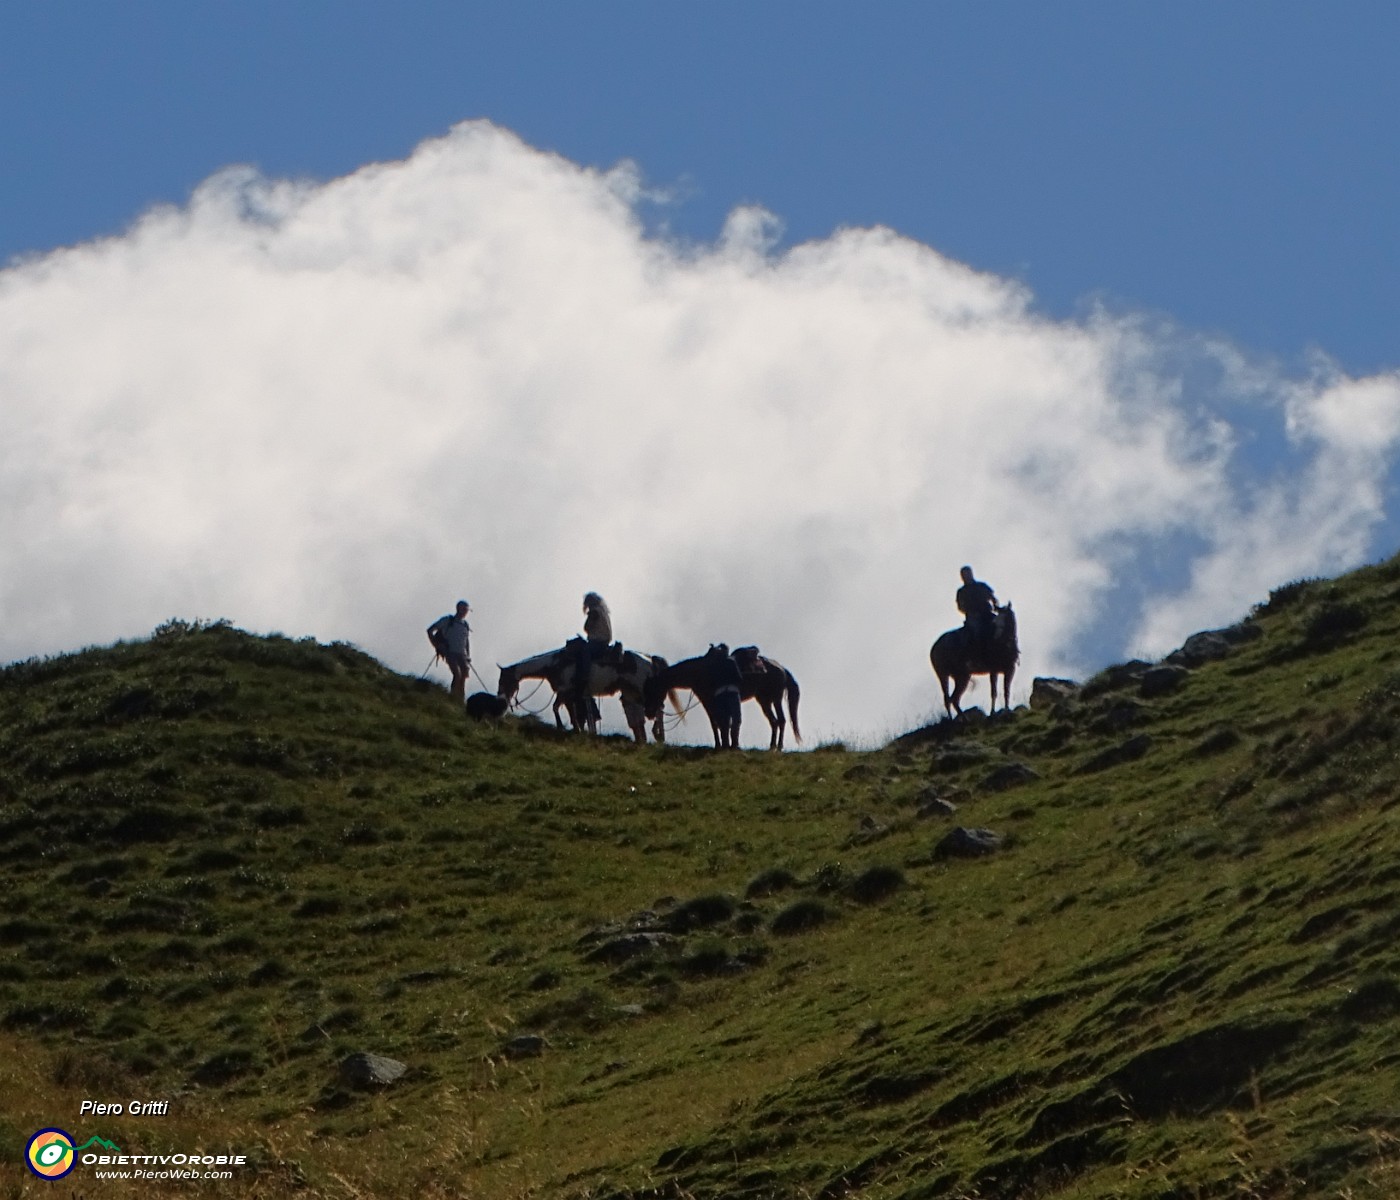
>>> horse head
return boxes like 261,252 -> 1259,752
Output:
496,664 -> 520,702
642,673 -> 667,719
641,656 -> 683,724
640,655 -> 667,713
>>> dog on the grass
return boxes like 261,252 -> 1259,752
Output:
465,691 -> 509,720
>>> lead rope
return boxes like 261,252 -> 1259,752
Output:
509,677 -> 555,718
661,694 -> 699,732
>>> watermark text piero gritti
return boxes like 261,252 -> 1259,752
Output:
80,1099 -> 170,1116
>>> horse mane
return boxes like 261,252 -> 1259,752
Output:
996,602 -> 1020,662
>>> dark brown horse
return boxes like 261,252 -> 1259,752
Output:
930,604 -> 1019,716
644,645 -> 802,750
731,646 -> 802,750
642,651 -> 739,749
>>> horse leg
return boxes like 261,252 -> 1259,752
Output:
620,696 -> 646,744
759,697 -> 781,750
698,697 -> 721,748
950,672 -> 970,715
1003,664 -> 1015,712
936,666 -> 956,716
766,688 -> 786,749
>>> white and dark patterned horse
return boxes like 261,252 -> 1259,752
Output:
497,645 -> 677,744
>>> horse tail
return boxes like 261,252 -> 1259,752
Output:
649,655 -> 684,721
785,669 -> 802,744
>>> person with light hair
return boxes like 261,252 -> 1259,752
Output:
582,592 -> 612,645
572,592 -> 613,704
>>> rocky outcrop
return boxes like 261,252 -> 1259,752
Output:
980,762 -> 1039,792
339,1052 -> 407,1088
1030,677 -> 1080,710
934,827 -> 1005,859
1140,665 -> 1190,698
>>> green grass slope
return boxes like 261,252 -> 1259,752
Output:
2,561 -> 1400,1198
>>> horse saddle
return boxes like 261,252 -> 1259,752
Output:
732,645 -> 763,673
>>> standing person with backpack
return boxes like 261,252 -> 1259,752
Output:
427,600 -> 472,702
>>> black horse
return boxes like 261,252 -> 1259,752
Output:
642,649 -> 741,749
644,645 -> 803,750
930,603 -> 1019,716
730,646 -> 802,750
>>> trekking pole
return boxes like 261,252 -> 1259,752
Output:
419,653 -> 440,680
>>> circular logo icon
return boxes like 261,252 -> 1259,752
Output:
26,1128 -> 76,1179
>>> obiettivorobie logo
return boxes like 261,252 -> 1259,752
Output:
25,1129 -> 121,1179
24,1126 -> 248,1181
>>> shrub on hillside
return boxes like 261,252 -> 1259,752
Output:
771,899 -> 833,936
665,893 -> 736,932
848,865 -> 906,905
1302,601 -> 1368,649
745,867 -> 798,898
1254,578 -> 1318,615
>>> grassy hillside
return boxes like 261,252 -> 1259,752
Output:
2,559 -> 1400,1198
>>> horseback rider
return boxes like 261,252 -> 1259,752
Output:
427,600 -> 472,702
572,592 -> 613,702
955,566 -> 999,658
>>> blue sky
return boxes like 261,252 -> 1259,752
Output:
3,4 -> 1399,741
5,3 -> 1397,371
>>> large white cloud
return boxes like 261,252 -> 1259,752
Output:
2,121 -> 1398,744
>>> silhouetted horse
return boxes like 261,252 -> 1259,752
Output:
497,646 -> 676,744
730,646 -> 802,750
930,603 -> 1019,716
642,649 -> 739,749
644,645 -> 802,750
